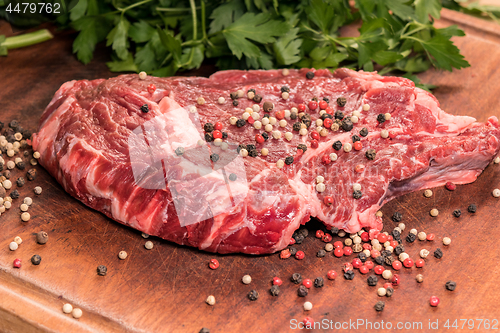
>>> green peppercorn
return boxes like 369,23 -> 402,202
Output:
336,97 -> 347,107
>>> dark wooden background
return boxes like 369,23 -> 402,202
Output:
0,9 -> 499,333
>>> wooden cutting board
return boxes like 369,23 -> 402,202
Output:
0,9 -> 500,333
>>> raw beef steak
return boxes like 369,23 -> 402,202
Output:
33,68 -> 500,254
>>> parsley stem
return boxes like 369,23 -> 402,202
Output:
201,1 -> 207,41
156,6 -> 200,12
115,0 -> 153,13
2,29 -> 53,50
190,0 -> 197,41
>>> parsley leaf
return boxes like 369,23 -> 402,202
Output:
106,17 -> 130,60
71,16 -> 111,64
420,33 -> 470,71
415,0 -> 441,23
273,27 -> 302,65
306,0 -> 335,33
107,54 -> 138,72
209,0 -> 245,33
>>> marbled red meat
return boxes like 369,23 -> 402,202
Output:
33,68 -> 500,254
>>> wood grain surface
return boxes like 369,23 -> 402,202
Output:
1,9 -> 500,333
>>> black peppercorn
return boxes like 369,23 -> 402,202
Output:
293,232 -> 304,244
281,86 -> 290,93
230,91 -> 238,100
210,154 -> 219,162
290,111 -> 298,120
352,135 -> 360,143
386,287 -> 394,297
359,127 -> 369,137
320,113 -> 333,120
229,173 -> 237,181
270,285 -> 280,296
247,88 -> 255,94
253,94 -> 262,103
297,144 -> 307,153
306,71 -> 315,79
284,156 -> 294,165
27,169 -> 37,181
344,270 -> 355,280
291,273 -> 302,284
311,96 -> 318,102
36,231 -> 48,244
263,101 -> 274,112
358,252 -> 367,262
317,249 -> 326,258
375,256 -> 384,265
10,189 -> 19,199
332,141 -> 342,151
314,277 -> 324,288
365,149 -> 377,160
140,104 -> 149,113
236,144 -> 246,154
374,301 -> 385,311
204,123 -> 214,132
199,328 -> 210,333
97,265 -> 107,276
246,144 -> 256,151
406,233 -> 416,243
468,204 -> 477,213
248,289 -> 259,301
261,132 -> 269,141
381,250 -> 391,257
300,114 -> 312,127
22,129 -> 32,140
204,133 -> 214,142
353,190 -> 362,199
222,132 -> 228,139
330,227 -> 339,235
232,100 -> 239,106
453,209 -> 461,217
0,121 -> 3,131
341,118 -> 353,132
16,161 -> 25,170
434,248 -> 443,259
394,244 -> 405,256
248,149 -> 258,157
367,275 -> 378,286
3,170 -> 10,179
16,177 -> 25,187
384,255 -> 396,266
9,120 -> 19,129
336,97 -> 347,107
297,285 -> 308,297
175,147 -> 185,156
6,135 -> 15,143
31,254 -> 42,265
236,119 -> 246,128
289,246 -> 298,255
334,111 -> 344,120
0,162 -> 3,172
322,97 -> 329,103
445,281 -> 456,291
297,228 -> 309,238
392,229 -> 401,239
377,114 -> 386,123
392,212 -> 402,222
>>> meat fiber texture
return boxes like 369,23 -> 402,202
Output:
33,68 -> 500,254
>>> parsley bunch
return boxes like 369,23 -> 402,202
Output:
1,0 -> 477,84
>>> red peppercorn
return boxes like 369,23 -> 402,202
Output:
392,260 -> 402,270
429,296 -> 440,307
323,118 -> 333,128
295,250 -> 305,260
311,139 -> 319,148
303,317 -> 314,328
13,258 -> 21,268
324,196 -> 334,206
209,259 -> 219,269
322,233 -> 332,243
273,277 -> 283,286
371,249 -> 381,258
322,155 -> 331,164
275,110 -> 285,120
365,260 -> 374,270
333,241 -> 343,248
289,238 -> 296,245
325,107 -> 334,114
353,141 -> 362,150
247,116 -> 255,125
383,282 -> 393,289
147,84 -> 156,94
387,235 -> 393,242
359,265 -> 369,274
360,232 -> 370,242
415,259 -> 425,268
311,131 -> 320,140
342,263 -> 353,272
334,248 -> 344,257
390,240 -> 399,248
327,270 -> 337,280
213,130 -> 223,139
319,100 -> 328,109
298,104 -> 306,112
308,101 -> 318,110
214,122 -> 223,130
363,243 -> 372,251
374,265 -> 384,275
343,246 -> 353,256
426,233 -> 435,241
302,278 -> 312,288
389,130 -> 397,139
316,230 -> 325,238
403,258 -> 414,268
352,258 -> 362,269
445,182 -> 456,191
377,233 -> 388,243
355,164 -> 365,173
280,249 -> 291,259
391,274 -> 400,286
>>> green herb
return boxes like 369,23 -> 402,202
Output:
4,0 -> 499,81
0,29 -> 53,56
